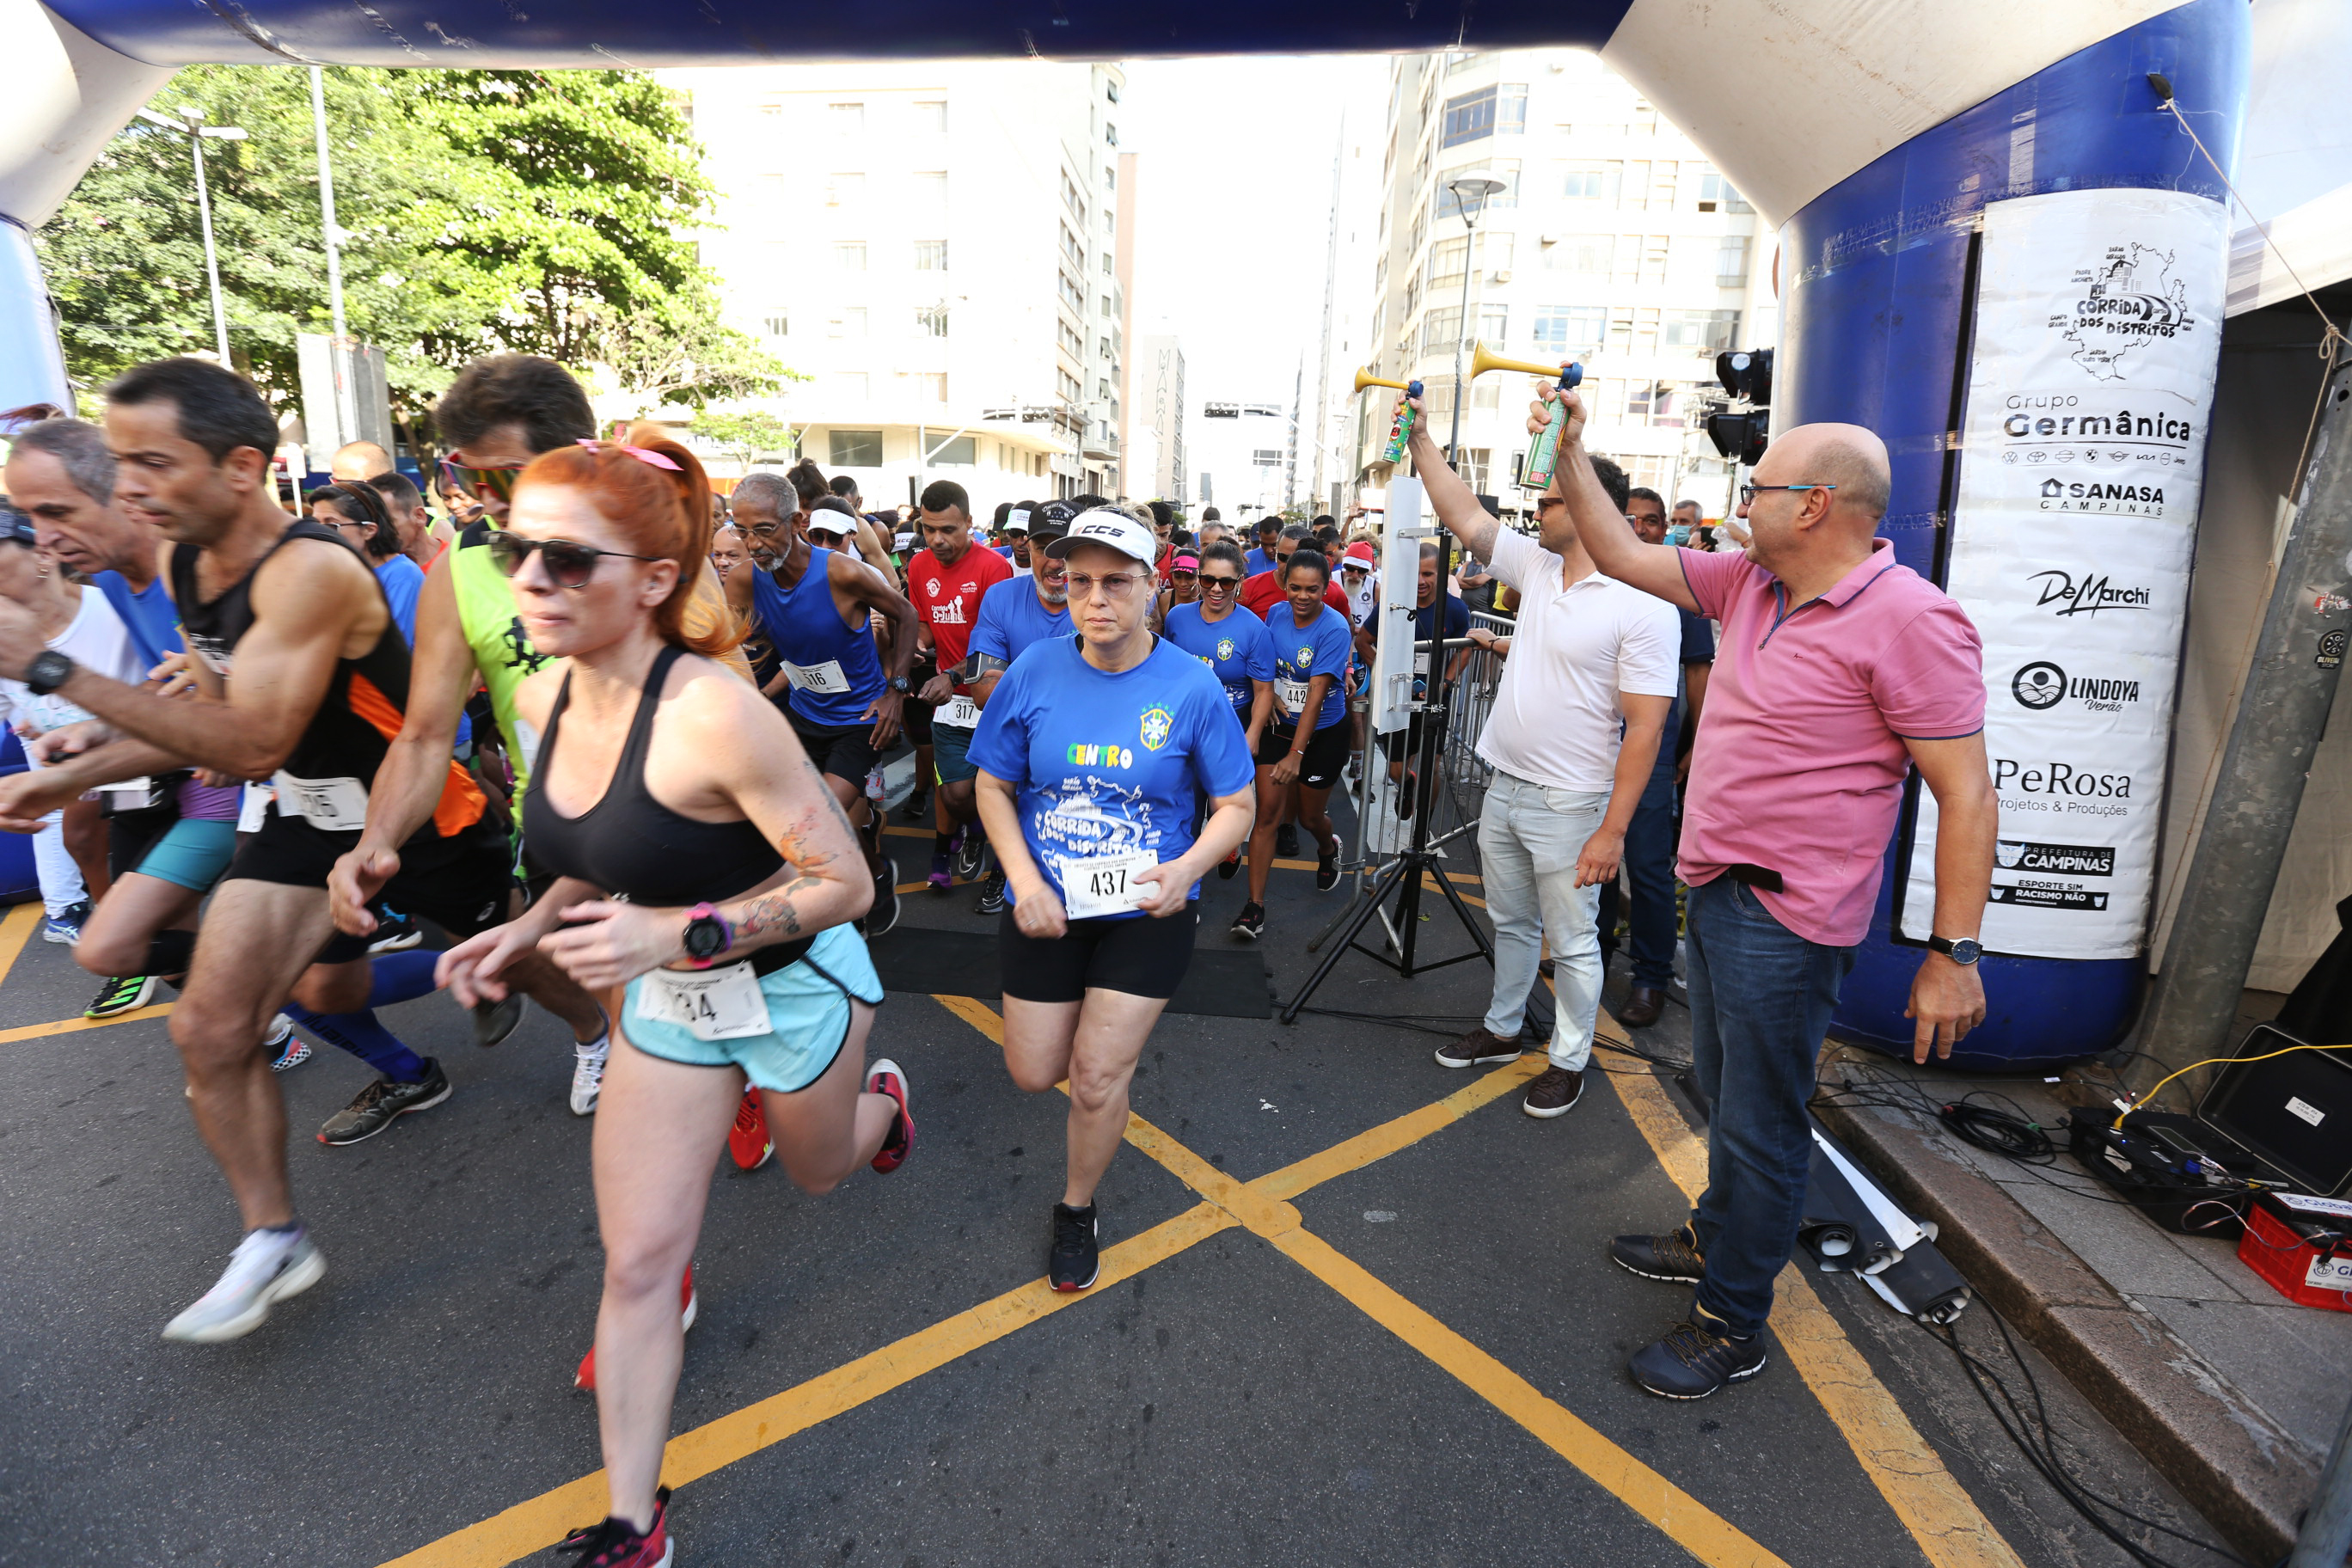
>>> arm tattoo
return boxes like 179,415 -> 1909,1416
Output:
733,874 -> 824,940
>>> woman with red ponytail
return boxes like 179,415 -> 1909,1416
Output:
432,437 -> 915,1568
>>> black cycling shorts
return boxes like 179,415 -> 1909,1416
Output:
1256,722 -> 1351,792
999,903 -> 1197,1003
228,805 -> 513,962
789,711 -> 883,787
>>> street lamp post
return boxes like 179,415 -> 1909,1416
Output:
1442,170 -> 1506,469
136,107 -> 248,366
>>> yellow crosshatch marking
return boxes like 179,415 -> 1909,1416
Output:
371,994 -> 2013,1568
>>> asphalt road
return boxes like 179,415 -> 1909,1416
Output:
0,785 -> 2239,1567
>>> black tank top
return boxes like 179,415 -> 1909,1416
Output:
523,645 -> 784,905
170,520 -> 484,837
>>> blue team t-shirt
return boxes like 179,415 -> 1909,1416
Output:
969,576 -> 1071,666
1163,601 -> 1275,720
1265,603 -> 1353,732
1244,547 -> 1278,576
92,570 -> 182,672
967,634 -> 1256,917
376,554 -> 426,643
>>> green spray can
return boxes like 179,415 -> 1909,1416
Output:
1516,363 -> 1586,492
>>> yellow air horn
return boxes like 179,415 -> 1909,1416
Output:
1468,344 -> 1584,492
1355,367 -> 1426,463
1468,342 -> 1584,390
1352,366 -> 1418,395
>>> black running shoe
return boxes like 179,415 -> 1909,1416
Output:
1229,902 -> 1265,941
367,912 -> 425,953
472,995 -> 525,1049
867,856 -> 901,937
953,833 -> 986,881
556,1485 -> 672,1567
1048,1202 -> 1099,1291
1275,823 -> 1299,859
1216,846 -> 1240,880
899,786 -> 930,822
1315,846 -> 1341,891
85,973 -> 161,1020
973,867 -> 1008,916
1611,1226 -> 1706,1284
1628,1307 -> 1767,1400
317,1058 -> 451,1146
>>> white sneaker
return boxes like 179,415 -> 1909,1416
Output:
570,1032 -> 610,1117
162,1228 -> 326,1343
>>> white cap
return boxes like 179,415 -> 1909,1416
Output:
1005,507 -> 1032,535
1044,507 -> 1155,566
805,510 -> 854,538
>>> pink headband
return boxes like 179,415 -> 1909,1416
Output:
577,438 -> 681,472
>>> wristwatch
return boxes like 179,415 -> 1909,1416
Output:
1928,934 -> 1983,966
887,674 -> 912,695
681,903 -> 733,967
24,649 -> 74,696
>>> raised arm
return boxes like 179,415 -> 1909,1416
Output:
1531,391 -> 1700,614
1401,394 -> 1499,562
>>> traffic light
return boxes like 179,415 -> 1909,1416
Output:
1706,411 -> 1770,467
1716,348 -> 1773,406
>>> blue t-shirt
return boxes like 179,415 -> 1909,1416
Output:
1265,603 -> 1353,732
92,570 -> 182,672
376,554 -> 426,643
969,577 -> 1071,667
1244,547 -> 1278,577
967,634 -> 1256,917
1412,593 -> 1472,683
1163,601 -> 1275,720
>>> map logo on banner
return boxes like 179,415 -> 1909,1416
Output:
1899,189 -> 2228,962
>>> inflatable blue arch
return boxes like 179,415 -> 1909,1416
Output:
0,0 -> 2251,1067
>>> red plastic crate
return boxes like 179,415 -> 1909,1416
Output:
2238,1195 -> 2352,1312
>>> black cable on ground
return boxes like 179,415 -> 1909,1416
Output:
1938,1098 -> 2056,1161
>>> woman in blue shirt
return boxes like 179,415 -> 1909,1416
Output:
1163,539 -> 1272,884
1232,549 -> 1353,939
970,505 -> 1255,1294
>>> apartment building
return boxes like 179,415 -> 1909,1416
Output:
1347,50 -> 1775,514
661,60 -> 1130,511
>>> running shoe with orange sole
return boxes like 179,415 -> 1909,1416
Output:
574,1265 -> 696,1393
727,1085 -> 773,1171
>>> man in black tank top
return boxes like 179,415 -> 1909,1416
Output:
0,358 -> 511,1344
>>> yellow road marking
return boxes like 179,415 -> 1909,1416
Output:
1272,1225 -> 1788,1568
1254,1053 -> 1544,1200
0,1002 -> 175,1044
1606,1049 -> 2024,1568
0,901 -> 44,989
381,1202 -> 1239,1568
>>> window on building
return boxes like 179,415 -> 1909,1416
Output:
1561,162 -> 1621,202
1059,270 -> 1085,312
1459,449 -> 1491,493
827,172 -> 864,206
829,428 -> 881,465
1478,304 -> 1508,344
1638,235 -> 1671,286
1429,236 -> 1468,291
760,311 -> 788,338
1442,85 -> 1498,149
1058,369 -> 1084,402
1099,378 -> 1114,401
1663,309 -> 1740,354
1101,253 -> 1113,278
915,306 -> 949,338
1620,160 -> 1651,210
1105,122 -> 1118,147
1547,234 -> 1614,274
1060,222 -> 1084,268
1716,234 -> 1751,288
827,102 -> 863,131
1252,449 -> 1283,467
1443,51 -> 1482,76
1104,165 -> 1116,191
914,171 -> 946,210
1437,160 -> 1518,217
1533,305 -> 1607,355
1061,169 -> 1087,222
1498,84 -> 1528,135
834,242 -> 866,271
1626,382 -> 1683,428
1106,79 -> 1121,103
914,240 -> 947,271
1420,305 -> 1461,360
1630,103 -> 1659,136
1473,381 -> 1501,409
827,307 -> 867,337
1059,319 -> 1085,358
1695,168 -> 1753,213
914,100 -> 946,132
919,377 -> 952,407
1099,294 -> 1114,319
1649,161 -> 1680,211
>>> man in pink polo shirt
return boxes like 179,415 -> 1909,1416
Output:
1528,389 -> 1998,1400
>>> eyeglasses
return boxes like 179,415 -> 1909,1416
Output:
440,456 -> 524,504
1063,571 -> 1147,601
485,530 -> 659,587
1739,483 -> 1836,505
1198,573 -> 1241,592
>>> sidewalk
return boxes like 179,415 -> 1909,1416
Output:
1810,1014 -> 2352,1565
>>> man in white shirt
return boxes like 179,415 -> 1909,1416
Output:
1408,400 -> 1677,1118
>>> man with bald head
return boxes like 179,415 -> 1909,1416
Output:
328,440 -> 392,483
1528,394 -> 1997,1400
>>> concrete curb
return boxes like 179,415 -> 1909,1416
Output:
1811,1091 -> 2321,1565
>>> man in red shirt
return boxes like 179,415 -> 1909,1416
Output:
904,479 -> 1013,891
1239,524 -> 1351,621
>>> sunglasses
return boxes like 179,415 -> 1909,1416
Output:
440,456 -> 524,504
1199,573 -> 1241,591
485,530 -> 659,587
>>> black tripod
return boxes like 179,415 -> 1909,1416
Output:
1280,634 -> 1491,1025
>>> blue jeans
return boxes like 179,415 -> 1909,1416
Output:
1684,875 -> 1855,1337
1598,747 -> 1679,988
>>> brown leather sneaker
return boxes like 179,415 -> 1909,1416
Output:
1434,1028 -> 1523,1069
1522,1065 -> 1584,1118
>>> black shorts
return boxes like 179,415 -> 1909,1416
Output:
900,695 -> 934,747
107,797 -> 181,879
1256,722 -> 1351,791
227,805 -> 513,963
999,904 -> 1197,1002
790,711 -> 882,786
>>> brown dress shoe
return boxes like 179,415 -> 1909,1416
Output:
1619,985 -> 1664,1029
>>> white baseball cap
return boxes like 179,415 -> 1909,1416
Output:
1043,506 -> 1155,566
1004,507 -> 1032,535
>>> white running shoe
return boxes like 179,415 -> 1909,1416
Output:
162,1228 -> 326,1343
570,1032 -> 610,1117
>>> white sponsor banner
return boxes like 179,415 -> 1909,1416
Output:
1901,189 -> 2227,960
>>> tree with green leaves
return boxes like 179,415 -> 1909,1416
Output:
693,409 -> 801,469
38,64 -> 789,431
